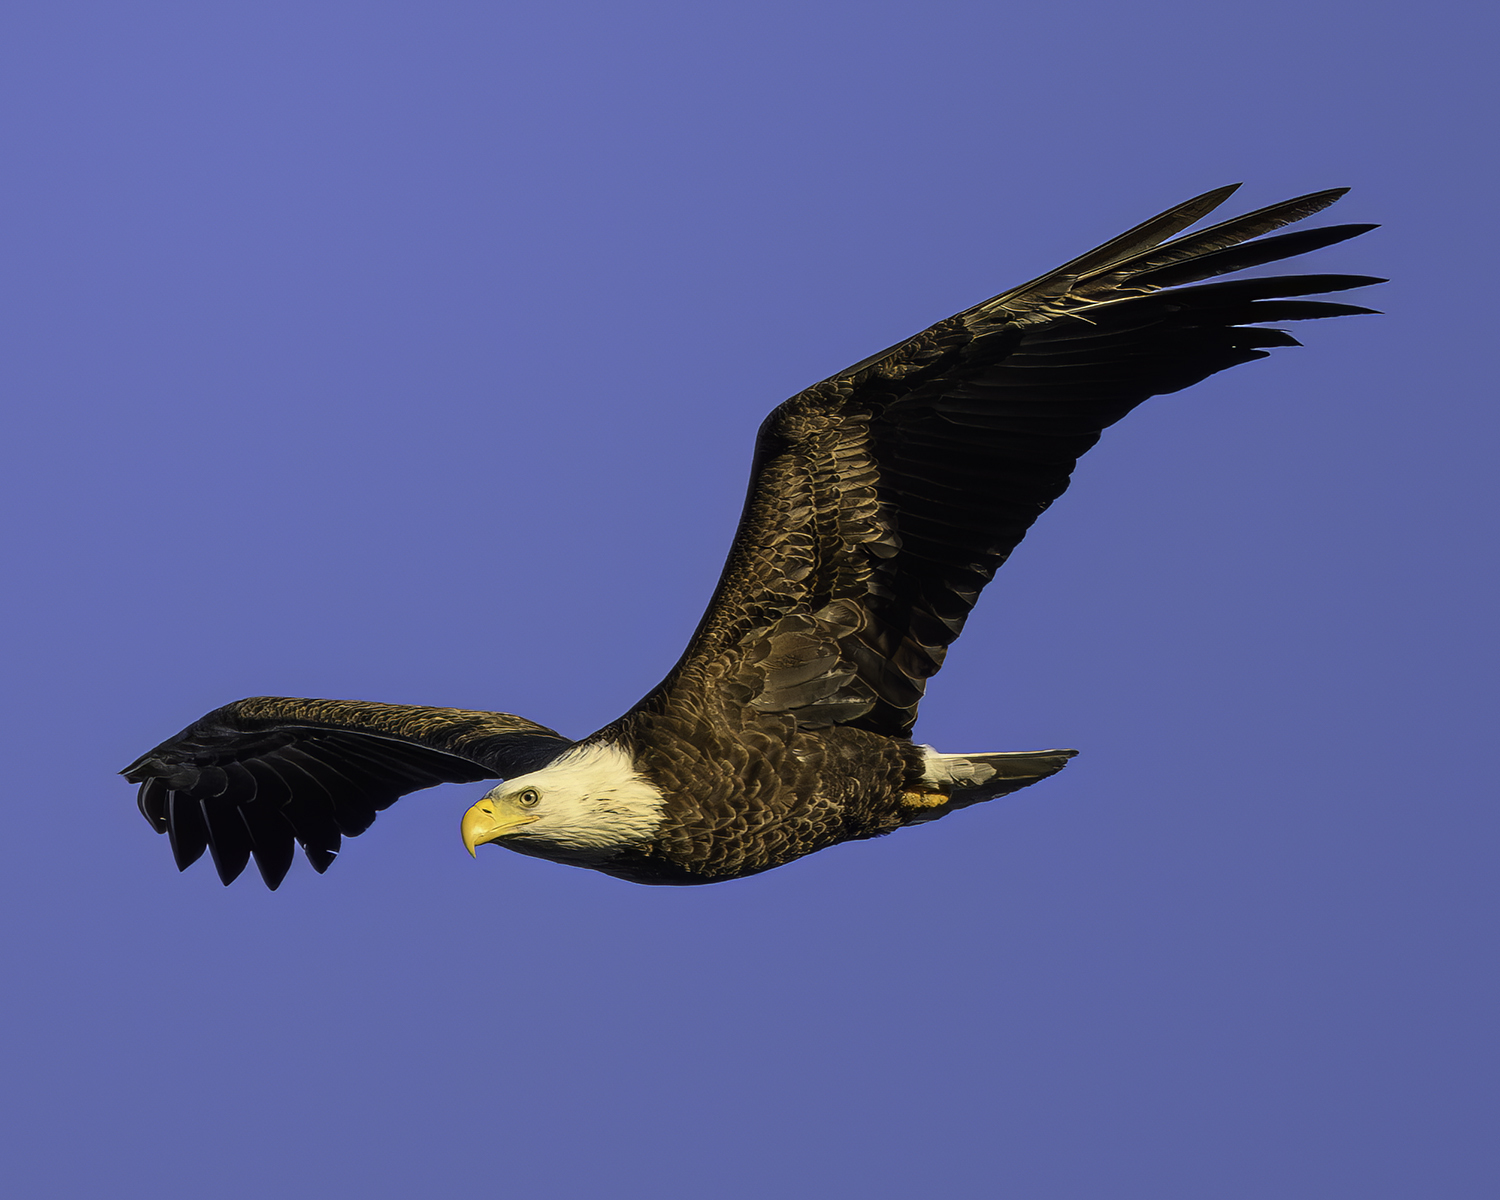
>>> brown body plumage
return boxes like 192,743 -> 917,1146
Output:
590,694 -> 925,884
124,185 -> 1379,889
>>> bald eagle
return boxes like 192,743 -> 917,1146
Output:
124,185 -> 1379,889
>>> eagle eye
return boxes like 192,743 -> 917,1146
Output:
517,788 -> 540,808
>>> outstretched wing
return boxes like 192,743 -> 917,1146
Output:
123,697 -> 571,888
669,186 -> 1381,736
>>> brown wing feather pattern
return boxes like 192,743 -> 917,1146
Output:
122,698 -> 570,888
668,186 -> 1380,736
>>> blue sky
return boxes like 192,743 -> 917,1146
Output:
2,3 -> 1494,1197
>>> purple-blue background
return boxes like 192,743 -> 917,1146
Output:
2,3 -> 1494,1196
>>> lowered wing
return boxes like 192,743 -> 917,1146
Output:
666,186 -> 1381,736
123,697 -> 571,887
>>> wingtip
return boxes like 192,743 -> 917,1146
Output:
250,845 -> 294,890
1289,186 -> 1354,215
1183,183 -> 1242,214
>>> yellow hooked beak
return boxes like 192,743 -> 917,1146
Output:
461,799 -> 540,856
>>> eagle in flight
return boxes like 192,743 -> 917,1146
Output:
124,185 -> 1379,888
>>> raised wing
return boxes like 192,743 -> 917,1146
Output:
123,697 -> 571,888
670,186 -> 1381,736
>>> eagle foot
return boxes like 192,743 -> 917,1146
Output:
900,787 -> 949,810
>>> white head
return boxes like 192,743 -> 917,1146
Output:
460,740 -> 666,856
